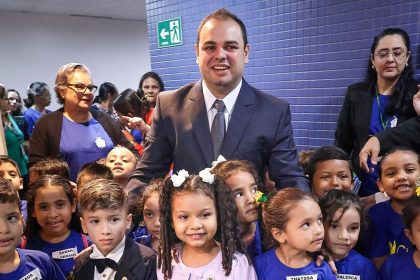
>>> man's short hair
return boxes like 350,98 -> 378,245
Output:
196,8 -> 248,47
78,179 -> 128,213
0,178 -> 21,211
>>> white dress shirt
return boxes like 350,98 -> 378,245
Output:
202,79 -> 242,131
90,236 -> 126,280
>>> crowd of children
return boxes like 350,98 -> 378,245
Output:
0,144 -> 419,279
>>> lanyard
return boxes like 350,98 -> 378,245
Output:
375,86 -> 389,130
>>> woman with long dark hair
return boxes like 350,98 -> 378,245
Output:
335,28 -> 417,197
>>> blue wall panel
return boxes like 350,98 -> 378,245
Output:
145,0 -> 420,150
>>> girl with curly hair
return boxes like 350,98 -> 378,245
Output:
157,170 -> 257,279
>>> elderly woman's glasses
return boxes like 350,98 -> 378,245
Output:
374,48 -> 408,61
67,83 -> 98,94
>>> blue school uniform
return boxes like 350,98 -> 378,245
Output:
254,248 -> 336,279
247,221 -> 263,260
131,226 -> 154,250
379,250 -> 420,279
335,250 -> 379,280
0,248 -> 65,280
25,230 -> 90,277
368,201 -> 411,258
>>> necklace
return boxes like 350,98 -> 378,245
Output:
375,85 -> 389,130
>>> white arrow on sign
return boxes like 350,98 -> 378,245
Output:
160,28 -> 169,39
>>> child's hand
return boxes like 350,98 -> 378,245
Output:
120,116 -> 151,135
314,252 -> 337,274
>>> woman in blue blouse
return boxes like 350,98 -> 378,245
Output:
29,63 -> 137,181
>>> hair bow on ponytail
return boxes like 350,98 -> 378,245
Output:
255,191 -> 268,205
170,169 -> 189,187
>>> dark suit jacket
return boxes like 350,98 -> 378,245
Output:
129,79 -> 308,192
335,80 -> 417,176
376,116 -> 420,153
72,237 -> 157,280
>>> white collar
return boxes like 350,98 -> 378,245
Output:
202,79 -> 242,116
90,236 -> 126,263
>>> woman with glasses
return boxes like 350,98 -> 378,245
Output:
335,28 -> 417,199
0,84 -> 28,183
23,82 -> 51,137
28,63 -> 137,181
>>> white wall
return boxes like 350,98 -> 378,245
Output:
0,11 -> 150,110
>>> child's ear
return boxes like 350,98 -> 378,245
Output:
80,217 -> 88,234
71,198 -> 77,213
125,213 -> 133,230
19,178 -> 23,190
376,179 -> 385,193
271,227 -> 286,244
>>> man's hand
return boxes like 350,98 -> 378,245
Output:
413,85 -> 420,116
359,136 -> 380,172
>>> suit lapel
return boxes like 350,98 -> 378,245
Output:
190,82 -> 213,166
221,80 -> 255,158
114,238 -> 140,279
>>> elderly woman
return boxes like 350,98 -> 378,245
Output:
335,28 -> 417,197
29,63 -> 137,181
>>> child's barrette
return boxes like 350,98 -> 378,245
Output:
211,155 -> 227,169
171,169 -> 189,187
416,177 -> 420,197
255,191 -> 268,205
199,168 -> 215,184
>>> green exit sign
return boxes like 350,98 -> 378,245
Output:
157,17 -> 182,48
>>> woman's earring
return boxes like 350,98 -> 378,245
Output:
371,65 -> 375,69
405,63 -> 408,67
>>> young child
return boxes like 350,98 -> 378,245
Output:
28,158 -> 70,184
380,196 -> 420,279
24,175 -> 89,278
76,160 -> 113,195
368,147 -> 419,269
74,178 -> 156,280
130,178 -> 162,253
212,159 -> 263,259
254,187 -> 336,279
0,178 -> 65,279
105,145 -> 138,188
307,146 -> 353,198
0,156 -> 27,220
158,170 -> 257,279
319,189 -> 378,279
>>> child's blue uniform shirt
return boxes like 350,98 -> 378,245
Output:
0,248 -> 65,280
254,247 -> 336,279
26,230 -> 90,277
335,250 -> 379,280
380,250 -> 420,279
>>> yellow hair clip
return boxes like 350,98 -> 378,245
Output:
416,177 -> 420,197
255,191 -> 268,205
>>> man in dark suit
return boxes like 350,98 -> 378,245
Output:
128,8 -> 308,192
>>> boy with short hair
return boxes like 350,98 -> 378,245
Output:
76,161 -> 113,196
74,179 -> 156,280
106,146 -> 138,188
0,156 -> 27,220
306,146 -> 354,198
0,178 -> 65,279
